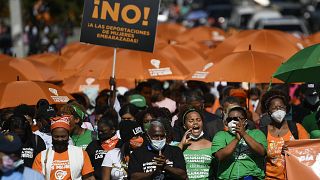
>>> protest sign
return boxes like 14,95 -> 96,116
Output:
80,0 -> 160,52
285,139 -> 320,180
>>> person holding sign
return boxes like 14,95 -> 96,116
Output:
128,120 -> 187,180
261,90 -> 309,180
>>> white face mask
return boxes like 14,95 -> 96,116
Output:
227,120 -> 238,134
271,110 -> 286,123
150,138 -> 166,151
189,131 -> 204,140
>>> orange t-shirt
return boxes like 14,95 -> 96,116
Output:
32,149 -> 94,180
265,123 -> 309,180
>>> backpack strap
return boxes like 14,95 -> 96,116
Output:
287,121 -> 299,139
260,125 -> 269,138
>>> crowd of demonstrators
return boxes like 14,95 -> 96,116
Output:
1,80 -> 320,179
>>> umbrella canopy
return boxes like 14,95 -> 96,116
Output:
61,42 -> 92,59
304,32 -> 320,46
188,50 -> 285,83
63,44 -> 114,70
26,53 -> 74,79
62,74 -> 135,93
0,56 -> 59,82
175,26 -> 225,43
157,23 -> 186,41
206,29 -> 303,61
0,81 -> 73,109
273,43 -> 320,83
76,44 -> 204,81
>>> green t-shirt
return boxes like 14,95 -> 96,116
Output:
302,112 -> 318,133
211,129 -> 267,180
183,148 -> 213,180
72,129 -> 93,150
310,130 -> 320,139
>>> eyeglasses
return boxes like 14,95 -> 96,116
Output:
226,117 -> 245,123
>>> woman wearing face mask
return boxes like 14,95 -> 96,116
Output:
212,106 -> 267,180
178,107 -> 213,179
86,115 -> 119,180
101,120 -> 144,180
261,90 -> 309,180
33,115 -> 95,180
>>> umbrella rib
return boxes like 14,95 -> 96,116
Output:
250,51 -> 256,82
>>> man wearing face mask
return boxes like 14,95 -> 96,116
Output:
293,83 -> 320,124
32,115 -> 95,180
301,84 -> 320,133
128,120 -> 187,180
0,132 -> 44,180
261,90 -> 309,180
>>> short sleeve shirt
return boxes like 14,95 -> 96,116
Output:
101,148 -> 127,180
212,129 -> 267,180
85,140 -> 108,179
32,149 -> 94,180
128,145 -> 186,179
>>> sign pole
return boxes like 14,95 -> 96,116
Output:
111,48 -> 117,91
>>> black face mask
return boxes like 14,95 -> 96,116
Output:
52,139 -> 68,153
98,131 -> 115,142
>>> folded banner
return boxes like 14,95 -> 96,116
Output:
285,139 -> 320,180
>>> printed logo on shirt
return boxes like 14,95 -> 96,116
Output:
142,160 -> 173,173
95,150 -> 107,160
234,139 -> 251,160
55,170 -> 67,180
21,148 -> 34,159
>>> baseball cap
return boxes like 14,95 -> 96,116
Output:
36,104 -> 56,121
129,94 -> 147,108
303,83 -> 320,96
0,132 -> 22,154
119,120 -> 143,142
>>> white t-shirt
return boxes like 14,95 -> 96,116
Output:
33,130 -> 74,148
101,148 -> 127,180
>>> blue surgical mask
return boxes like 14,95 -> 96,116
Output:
150,138 -> 166,151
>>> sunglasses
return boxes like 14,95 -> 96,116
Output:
226,117 -> 245,123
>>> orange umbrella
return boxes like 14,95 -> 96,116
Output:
26,53 -> 74,78
304,32 -> 320,46
63,44 -> 114,70
175,26 -> 225,43
61,42 -> 92,59
187,50 -> 285,83
0,57 -> 49,82
206,29 -> 303,61
62,74 -> 135,93
78,44 -> 205,81
0,81 -> 73,109
157,23 -> 186,41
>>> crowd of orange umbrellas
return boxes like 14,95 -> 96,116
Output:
1,23 -> 320,109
